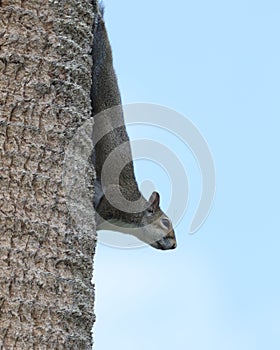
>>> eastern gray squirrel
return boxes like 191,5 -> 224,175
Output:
91,4 -> 177,250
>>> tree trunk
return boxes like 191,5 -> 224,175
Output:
0,1 -> 97,349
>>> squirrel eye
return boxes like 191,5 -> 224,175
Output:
161,218 -> 170,229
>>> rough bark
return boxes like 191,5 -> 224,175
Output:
0,1 -> 96,349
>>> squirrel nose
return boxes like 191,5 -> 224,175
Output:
167,238 -> 177,249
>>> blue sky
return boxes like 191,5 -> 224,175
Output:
93,1 -> 280,349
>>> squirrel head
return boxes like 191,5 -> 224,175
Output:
139,192 -> 177,250
95,187 -> 177,250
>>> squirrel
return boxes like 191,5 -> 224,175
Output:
91,4 -> 177,250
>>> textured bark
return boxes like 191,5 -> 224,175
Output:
0,1 -> 97,349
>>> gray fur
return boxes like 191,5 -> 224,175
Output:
91,5 -> 177,250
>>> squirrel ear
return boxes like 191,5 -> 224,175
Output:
148,191 -> 160,210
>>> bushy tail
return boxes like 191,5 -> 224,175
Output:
98,1 -> 105,17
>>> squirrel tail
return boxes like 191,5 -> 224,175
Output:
98,1 -> 105,17
93,1 -> 105,30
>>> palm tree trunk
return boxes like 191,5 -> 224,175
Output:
0,1 -> 97,348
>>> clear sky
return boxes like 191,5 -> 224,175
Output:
93,1 -> 280,349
